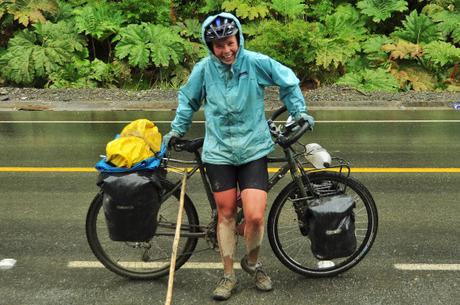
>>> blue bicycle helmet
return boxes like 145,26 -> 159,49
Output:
204,16 -> 239,42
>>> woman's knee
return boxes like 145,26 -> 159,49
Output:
214,189 -> 237,219
241,188 -> 266,227
244,212 -> 264,228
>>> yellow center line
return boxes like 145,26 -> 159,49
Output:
1,167 -> 460,173
0,167 -> 96,172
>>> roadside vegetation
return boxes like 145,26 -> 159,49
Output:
0,0 -> 459,92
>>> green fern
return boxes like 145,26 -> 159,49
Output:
48,58 -> 126,88
0,20 -> 86,85
74,2 -> 126,40
115,0 -> 169,24
361,35 -> 393,63
356,0 -> 408,23
305,0 -> 334,21
271,0 -> 306,19
392,10 -> 441,44
199,0 -> 225,14
337,68 -> 400,92
431,9 -> 460,43
423,41 -> 460,67
222,0 -> 269,20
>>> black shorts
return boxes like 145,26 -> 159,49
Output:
205,157 -> 268,192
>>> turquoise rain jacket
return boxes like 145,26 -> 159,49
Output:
171,12 -> 308,165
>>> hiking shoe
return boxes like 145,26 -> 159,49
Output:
240,256 -> 273,291
212,274 -> 238,301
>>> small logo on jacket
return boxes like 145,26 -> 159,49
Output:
239,71 -> 248,78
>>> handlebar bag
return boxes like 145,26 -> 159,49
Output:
97,170 -> 163,242
306,195 -> 357,260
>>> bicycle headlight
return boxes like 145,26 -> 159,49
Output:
304,143 -> 331,169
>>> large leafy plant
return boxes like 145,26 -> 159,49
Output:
0,0 -> 59,26
271,0 -> 306,20
382,38 -> 460,91
337,68 -> 400,92
247,19 -> 315,80
312,5 -> 367,70
0,20 -> 86,85
48,58 -> 131,88
115,0 -> 170,24
0,0 -> 458,91
222,0 -> 270,20
115,23 -> 186,69
73,2 -> 126,41
114,23 -> 205,85
392,10 -> 441,44
424,0 -> 460,43
356,0 -> 408,23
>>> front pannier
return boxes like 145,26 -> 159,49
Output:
307,195 -> 357,260
98,170 -> 162,242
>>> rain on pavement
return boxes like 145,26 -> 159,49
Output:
0,109 -> 459,305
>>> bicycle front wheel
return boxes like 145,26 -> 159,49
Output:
85,181 -> 200,280
268,171 -> 378,277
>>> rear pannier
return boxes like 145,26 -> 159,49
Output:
98,170 -> 163,242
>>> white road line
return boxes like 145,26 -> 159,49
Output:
1,120 -> 460,124
69,261 -> 460,271
68,261 -> 241,269
394,264 -> 460,271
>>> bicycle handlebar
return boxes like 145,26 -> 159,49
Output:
268,106 -> 311,148
170,106 -> 309,152
269,105 -> 288,121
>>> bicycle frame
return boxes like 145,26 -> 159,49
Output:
160,144 -> 313,219
157,135 -> 352,242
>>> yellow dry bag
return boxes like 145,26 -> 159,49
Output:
106,119 -> 162,168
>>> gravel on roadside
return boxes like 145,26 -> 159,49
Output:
0,85 -> 459,111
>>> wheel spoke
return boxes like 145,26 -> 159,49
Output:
86,182 -> 200,280
268,172 -> 377,277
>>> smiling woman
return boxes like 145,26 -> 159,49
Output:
161,11 -> 314,301
211,35 -> 239,65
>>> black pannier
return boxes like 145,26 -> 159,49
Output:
97,170 -> 163,242
306,194 -> 357,260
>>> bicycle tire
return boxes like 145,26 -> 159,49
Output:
85,180 -> 200,280
267,171 -> 378,277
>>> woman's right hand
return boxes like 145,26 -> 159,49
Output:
162,130 -> 181,149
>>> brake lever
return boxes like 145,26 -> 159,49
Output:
267,119 -> 282,137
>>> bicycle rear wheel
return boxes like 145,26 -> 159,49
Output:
268,171 -> 378,277
86,180 -> 200,280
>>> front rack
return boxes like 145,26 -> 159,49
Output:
300,156 -> 351,178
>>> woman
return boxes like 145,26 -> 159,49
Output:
163,12 -> 314,301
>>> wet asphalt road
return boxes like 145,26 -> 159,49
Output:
0,109 -> 459,305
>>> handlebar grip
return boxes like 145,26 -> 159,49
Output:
270,105 -> 287,121
172,138 -> 186,152
270,106 -> 311,148
278,121 -> 311,148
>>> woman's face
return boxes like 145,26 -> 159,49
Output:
212,35 -> 239,65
